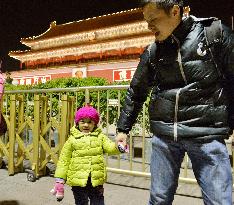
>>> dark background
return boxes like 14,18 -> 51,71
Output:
0,0 -> 233,72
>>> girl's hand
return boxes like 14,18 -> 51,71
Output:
50,179 -> 65,201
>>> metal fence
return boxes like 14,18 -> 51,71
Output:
0,85 -> 233,186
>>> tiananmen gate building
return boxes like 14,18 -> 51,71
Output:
9,8 -> 155,85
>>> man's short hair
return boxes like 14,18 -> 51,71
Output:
139,0 -> 184,16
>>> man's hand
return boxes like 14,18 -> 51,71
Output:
115,132 -> 128,147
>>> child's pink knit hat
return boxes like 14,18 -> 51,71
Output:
75,105 -> 100,125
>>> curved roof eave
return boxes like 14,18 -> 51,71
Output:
21,8 -> 143,44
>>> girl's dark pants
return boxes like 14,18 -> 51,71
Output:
72,177 -> 105,205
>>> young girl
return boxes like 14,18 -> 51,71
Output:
51,105 -> 125,205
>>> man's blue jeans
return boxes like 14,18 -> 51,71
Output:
148,136 -> 233,205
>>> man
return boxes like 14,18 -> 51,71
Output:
116,0 -> 234,204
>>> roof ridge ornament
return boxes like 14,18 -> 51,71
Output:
50,21 -> 57,28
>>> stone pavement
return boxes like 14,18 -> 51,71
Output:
0,168 -> 205,205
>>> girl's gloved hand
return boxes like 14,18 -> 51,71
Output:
50,179 -> 65,202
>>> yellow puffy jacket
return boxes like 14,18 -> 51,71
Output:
54,126 -> 119,187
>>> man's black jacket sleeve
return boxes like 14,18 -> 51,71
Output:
117,46 -> 156,133
222,25 -> 234,129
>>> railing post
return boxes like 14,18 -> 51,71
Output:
68,96 -> 75,130
8,95 -> 16,175
32,95 -> 40,178
17,95 -> 24,172
40,96 -> 48,175
60,95 -> 69,153
85,89 -> 90,105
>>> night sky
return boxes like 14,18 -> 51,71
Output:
0,0 -> 233,72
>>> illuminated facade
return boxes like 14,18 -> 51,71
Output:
9,8 -> 154,85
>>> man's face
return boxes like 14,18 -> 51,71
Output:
143,3 -> 181,42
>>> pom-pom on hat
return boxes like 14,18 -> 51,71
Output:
75,105 -> 100,125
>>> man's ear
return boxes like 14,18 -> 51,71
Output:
171,5 -> 180,17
